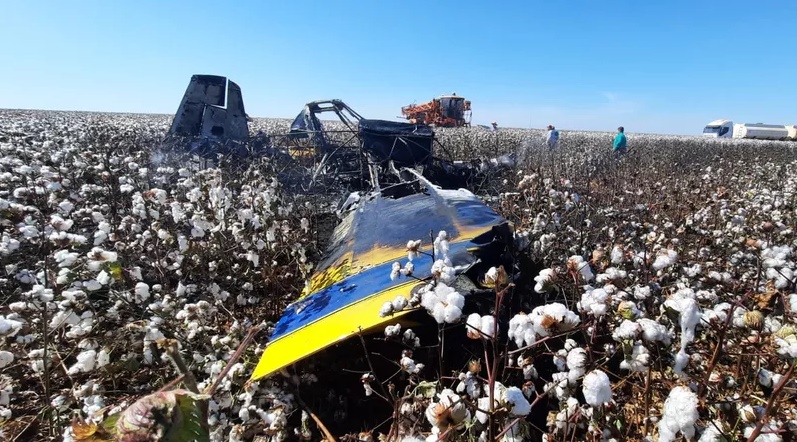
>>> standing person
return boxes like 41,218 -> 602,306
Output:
613,126 -> 627,158
545,125 -> 560,148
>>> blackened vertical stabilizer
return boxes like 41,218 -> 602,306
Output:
168,74 -> 249,140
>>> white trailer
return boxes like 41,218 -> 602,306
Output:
733,123 -> 791,140
702,120 -> 797,140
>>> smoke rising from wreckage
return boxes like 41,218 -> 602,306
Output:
1,74 -> 797,441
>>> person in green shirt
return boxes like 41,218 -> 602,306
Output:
613,126 -> 627,158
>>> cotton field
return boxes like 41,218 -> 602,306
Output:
1,109 -> 797,442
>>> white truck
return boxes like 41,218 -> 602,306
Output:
702,119 -> 797,140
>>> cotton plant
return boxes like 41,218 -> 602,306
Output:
6,110 -> 797,440
658,386 -> 699,442
0,115 -> 321,441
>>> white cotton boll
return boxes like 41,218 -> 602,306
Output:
238,406 -> 252,422
652,249 -> 678,271
522,361 -> 538,380
699,422 -> 727,442
757,368 -> 783,388
673,349 -> 690,376
431,302 -> 446,324
553,350 -> 567,372
530,302 -> 580,336
134,282 -> 150,303
0,351 -> 13,368
534,268 -> 555,293
658,386 -> 699,442
443,304 -> 462,323
93,229 -> 108,245
612,319 -> 641,341
620,343 -> 650,373
431,260 -> 455,283
445,292 -> 465,310
456,372 -> 480,399
403,328 -> 420,347
466,313 -> 482,339
578,287 -> 609,317
743,424 -> 783,442
566,347 -> 587,371
406,239 -> 422,253
767,267 -> 794,289
58,200 -> 75,214
582,370 -> 612,407
96,349 -> 110,368
433,231 -> 450,259
611,245 -> 624,264
732,307 -> 747,328
596,267 -> 627,284
682,264 -> 702,278
507,313 -> 534,347
94,270 -> 110,286
379,301 -> 394,317
566,348 -> 587,384
50,310 -> 79,330
763,316 -> 781,334
775,334 -> 797,358
677,298 -> 701,347
390,262 -> 401,281
484,266 -> 498,284
637,318 -> 672,345
177,235 -> 188,252
502,387 -> 531,416
632,285 -> 651,300
384,323 -> 401,338
0,316 -> 24,336
702,303 -> 731,326
19,225 -> 40,238
473,397 -> 492,425
420,290 -> 440,313
479,315 -> 496,338
400,356 -> 421,374
567,255 -> 594,281
391,295 -> 408,312
789,294 -> 797,314
67,350 -> 97,375
246,252 -> 259,267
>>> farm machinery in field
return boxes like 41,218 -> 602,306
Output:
400,93 -> 472,127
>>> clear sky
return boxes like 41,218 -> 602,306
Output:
1,0 -> 796,135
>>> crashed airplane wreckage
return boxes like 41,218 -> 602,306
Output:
164,75 -> 518,380
251,170 -> 514,380
165,74 -> 512,192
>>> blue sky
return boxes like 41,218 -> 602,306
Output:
1,0 -> 795,134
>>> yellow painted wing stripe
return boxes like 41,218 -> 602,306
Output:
251,281 -> 419,381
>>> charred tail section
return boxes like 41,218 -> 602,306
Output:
163,74 -> 270,162
168,74 -> 249,140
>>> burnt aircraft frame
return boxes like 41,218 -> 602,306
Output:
164,74 -> 500,195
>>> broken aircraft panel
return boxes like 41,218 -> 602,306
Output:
250,173 -> 512,381
168,74 -> 249,140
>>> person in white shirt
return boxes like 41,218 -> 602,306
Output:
545,125 -> 560,148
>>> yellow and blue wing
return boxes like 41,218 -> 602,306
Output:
251,188 -> 507,381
